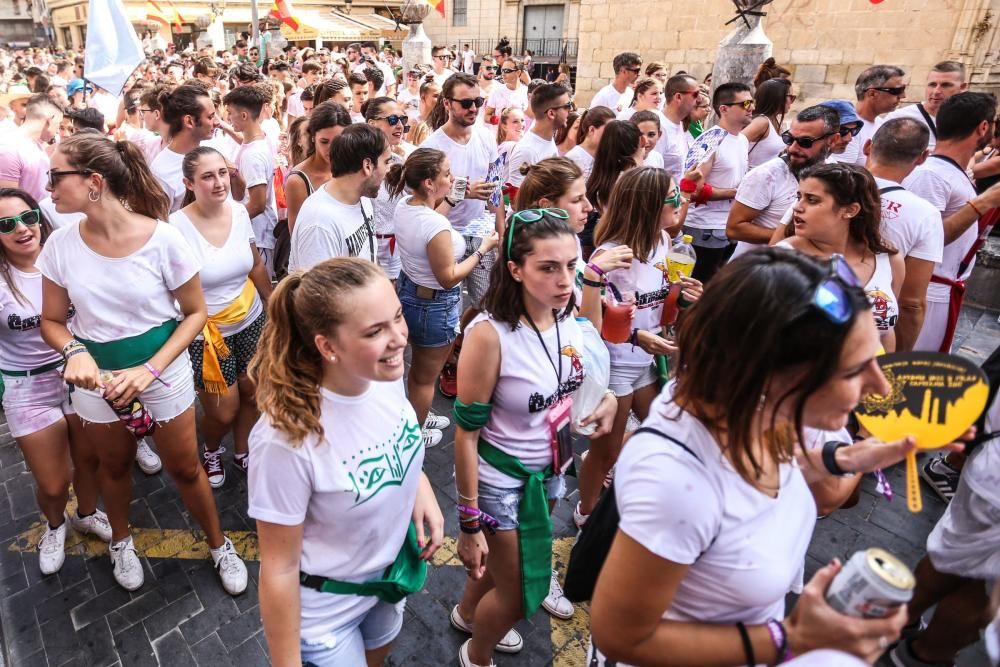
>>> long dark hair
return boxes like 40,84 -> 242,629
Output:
0,188 -> 52,306
672,248 -> 870,484
594,167 -> 672,262
586,120 -> 640,211
797,163 -> 896,255
483,211 -> 576,329
752,77 -> 792,122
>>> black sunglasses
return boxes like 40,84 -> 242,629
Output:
449,96 -> 485,109
0,208 -> 41,235
547,102 -> 573,113
47,168 -> 92,189
374,114 -> 406,126
867,86 -> 906,97
839,124 -> 863,137
625,67 -> 641,74
500,67 -> 519,74
781,130 -> 835,149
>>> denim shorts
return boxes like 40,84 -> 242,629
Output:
300,598 -> 405,666
397,272 -> 462,348
478,475 -> 566,531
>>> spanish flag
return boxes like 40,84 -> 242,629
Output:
146,0 -> 169,27
168,1 -> 185,30
427,0 -> 445,18
269,0 -> 300,31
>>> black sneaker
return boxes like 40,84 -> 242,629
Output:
919,456 -> 959,502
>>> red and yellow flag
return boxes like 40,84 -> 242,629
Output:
146,0 -> 169,27
428,0 -> 445,18
168,1 -> 185,30
270,0 -> 300,31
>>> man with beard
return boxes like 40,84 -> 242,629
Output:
150,84 -> 221,213
660,74 -> 700,183
289,125 -> 392,270
505,83 -> 571,188
726,106 -> 838,259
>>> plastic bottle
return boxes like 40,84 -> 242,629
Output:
667,234 -> 697,282
571,318 -> 610,435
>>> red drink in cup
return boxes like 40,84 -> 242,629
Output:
660,282 -> 682,328
602,291 -> 635,343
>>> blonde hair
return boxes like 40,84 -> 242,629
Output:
496,106 -> 524,143
249,258 -> 386,446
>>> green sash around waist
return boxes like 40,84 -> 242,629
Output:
299,523 -> 427,604
478,438 -> 553,618
77,320 -> 178,371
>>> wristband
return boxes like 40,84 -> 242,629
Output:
64,347 -> 88,361
821,441 -> 849,476
629,328 -> 640,348
445,196 -> 457,207
586,261 -> 606,278
735,622 -> 755,667
474,250 -> 485,262
679,177 -> 699,194
143,362 -> 172,389
459,522 -> 482,534
968,199 -> 984,217
581,276 -> 604,288
766,618 -> 793,663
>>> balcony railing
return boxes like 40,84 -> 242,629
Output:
460,37 -> 578,62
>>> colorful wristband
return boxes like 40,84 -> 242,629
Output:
586,261 -> 606,277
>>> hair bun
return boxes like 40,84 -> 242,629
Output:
518,162 -> 533,176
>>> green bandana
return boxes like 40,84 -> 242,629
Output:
77,320 -> 178,370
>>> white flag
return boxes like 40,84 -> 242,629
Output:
83,0 -> 144,97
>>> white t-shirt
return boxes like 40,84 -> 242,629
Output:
874,176 -> 944,263
683,131 -> 750,231
506,130 -> 558,187
590,83 -> 633,114
565,145 -> 595,180
398,88 -> 420,123
660,115 -> 690,184
289,186 -> 376,271
421,126 -> 498,237
833,116 -> 881,167
286,91 -> 305,118
902,156 -> 978,303
39,196 -> 84,230
644,151 -> 665,169
247,378 -> 424,641
393,197 -> 464,290
731,156 -> 799,259
883,103 -> 936,151
36,222 -> 199,342
0,131 -> 49,202
864,252 -> 899,335
150,147 -> 187,214
169,204 -> 262,337
432,70 -> 453,89
487,84 -> 529,118
616,394 -> 815,625
0,267 -> 67,371
236,138 -> 278,250
462,49 -> 475,73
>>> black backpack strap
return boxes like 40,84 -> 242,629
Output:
916,103 -> 937,139
879,186 -> 905,195
632,426 -> 704,464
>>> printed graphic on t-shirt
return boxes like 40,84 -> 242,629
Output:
345,224 -> 373,259
6,303 -> 73,332
882,198 -> 903,220
869,289 -> 897,332
528,345 -> 585,413
342,416 -> 422,505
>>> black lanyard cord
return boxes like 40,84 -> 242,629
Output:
523,310 -> 562,396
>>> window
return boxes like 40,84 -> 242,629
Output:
60,26 -> 71,48
453,0 -> 467,27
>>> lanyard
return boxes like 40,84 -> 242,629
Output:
523,310 -> 563,398
360,200 -> 375,262
929,154 -> 971,183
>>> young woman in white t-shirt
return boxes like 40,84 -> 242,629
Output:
780,163 -> 904,351
284,101 -> 352,235
589,248 -> 941,666
453,211 -> 618,667
387,148 -> 497,445
565,106 -> 616,182
172,147 -> 273,489
0,188 -> 111,575
496,106 -> 525,170
37,134 -> 248,595
248,258 -> 443,667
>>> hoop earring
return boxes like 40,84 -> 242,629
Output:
88,190 -> 100,202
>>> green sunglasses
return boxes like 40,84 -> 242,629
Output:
663,189 -> 682,208
0,208 -> 41,235
506,208 -> 569,256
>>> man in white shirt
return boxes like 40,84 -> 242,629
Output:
150,84 -> 221,213
349,73 -> 369,123
361,42 -> 395,97
430,45 -> 456,89
506,83 -> 570,188
727,105 -> 838,259
863,118 -> 940,352
682,82 -> 753,283
462,44 -> 475,74
884,61 -> 968,152
484,57 -> 529,128
842,65 -> 906,166
0,95 -> 61,201
289,124 -> 392,271
589,52 -> 641,113
345,42 -> 363,73
660,74 -> 700,183
286,61 -> 321,118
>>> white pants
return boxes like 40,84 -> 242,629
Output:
913,299 -> 949,353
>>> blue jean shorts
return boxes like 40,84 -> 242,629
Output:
397,272 -> 462,348
300,598 -> 405,666
478,475 -> 566,531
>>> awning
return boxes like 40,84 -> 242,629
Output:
281,11 -> 404,42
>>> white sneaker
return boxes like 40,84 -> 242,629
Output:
38,517 -> 67,575
210,537 -> 248,595
458,639 -> 496,667
109,535 -> 144,591
70,508 -> 112,542
422,428 -> 443,449
135,438 -> 162,474
201,446 -> 226,489
424,410 -> 451,431
449,605 -> 523,653
542,569 -> 575,619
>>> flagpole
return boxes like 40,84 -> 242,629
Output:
251,0 -> 260,50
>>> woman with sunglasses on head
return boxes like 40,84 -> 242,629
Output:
588,248 -> 938,667
565,106 -> 616,181
0,187 -> 112,575
485,58 -> 529,132
779,163 -> 903,352
37,134 -> 248,594
581,120 -> 644,259
172,146 -> 272,489
452,209 -> 617,667
407,76 -> 442,146
249,258 -> 443,667
743,78 -> 795,170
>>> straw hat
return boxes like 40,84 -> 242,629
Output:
0,83 -> 32,108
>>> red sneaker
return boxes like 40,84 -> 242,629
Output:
438,362 -> 457,398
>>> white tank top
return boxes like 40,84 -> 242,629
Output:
0,267 -> 70,371
474,312 -> 586,488
747,119 -> 786,171
865,252 -> 898,335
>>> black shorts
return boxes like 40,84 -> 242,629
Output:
188,310 -> 265,391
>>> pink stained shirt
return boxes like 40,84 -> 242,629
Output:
0,131 -> 50,201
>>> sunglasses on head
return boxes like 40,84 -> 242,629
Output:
449,96 -> 485,109
663,190 -> 682,209
781,130 -> 835,149
867,85 -> 906,96
506,208 -> 569,255
47,168 -> 92,189
374,114 -> 406,126
809,254 -> 861,325
839,124 -> 863,137
0,208 -> 41,235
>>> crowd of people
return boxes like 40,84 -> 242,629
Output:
0,34 -> 998,667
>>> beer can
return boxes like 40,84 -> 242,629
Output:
826,548 -> 915,618
450,176 -> 469,203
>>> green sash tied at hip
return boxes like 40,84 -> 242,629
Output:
477,438 -> 553,618
77,320 -> 178,371
299,523 -> 427,604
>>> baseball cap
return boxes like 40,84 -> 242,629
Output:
66,78 -> 94,97
820,99 -> 862,126
68,107 -> 106,131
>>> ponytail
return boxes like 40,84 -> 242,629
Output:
385,147 -> 445,199
119,141 -> 170,220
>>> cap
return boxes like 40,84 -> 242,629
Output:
68,107 -> 106,130
66,78 -> 94,97
820,99 -> 862,126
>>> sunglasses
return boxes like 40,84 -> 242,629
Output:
625,67 -> 641,74
47,168 -> 92,189
839,124 -> 863,137
867,86 -> 906,96
484,65 -> 499,71
374,114 -> 406,126
663,190 -> 682,209
724,99 -> 755,111
433,55 -> 451,60
449,96 -> 485,109
0,208 -> 41,234
781,130 -> 835,149
500,68 -> 519,75
809,254 -> 861,325
506,208 -> 569,256
547,102 -> 573,113
786,93 -> 798,103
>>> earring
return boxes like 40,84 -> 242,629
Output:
88,190 -> 100,202
757,393 -> 766,412
329,356 -> 336,362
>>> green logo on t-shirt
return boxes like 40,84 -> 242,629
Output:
347,418 -> 422,505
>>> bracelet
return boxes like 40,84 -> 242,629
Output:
821,441 -> 849,476
459,522 -> 482,534
64,347 -> 88,361
968,199 -> 984,217
581,276 -> 604,288
629,328 -> 639,348
473,250 -> 485,262
62,339 -> 85,357
767,618 -> 793,663
445,196 -> 458,207
456,505 -> 499,533
143,362 -> 172,389
458,492 -> 478,502
585,261 -> 606,277
735,622 -> 755,667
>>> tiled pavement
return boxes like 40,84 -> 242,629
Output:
0,307 -> 998,667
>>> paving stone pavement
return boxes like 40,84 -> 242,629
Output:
0,307 -> 997,667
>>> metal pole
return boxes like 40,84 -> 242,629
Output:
250,0 -> 259,48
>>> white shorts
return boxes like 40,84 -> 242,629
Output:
608,362 -> 657,397
2,369 -> 74,439
71,353 -> 196,425
913,300 -> 949,353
